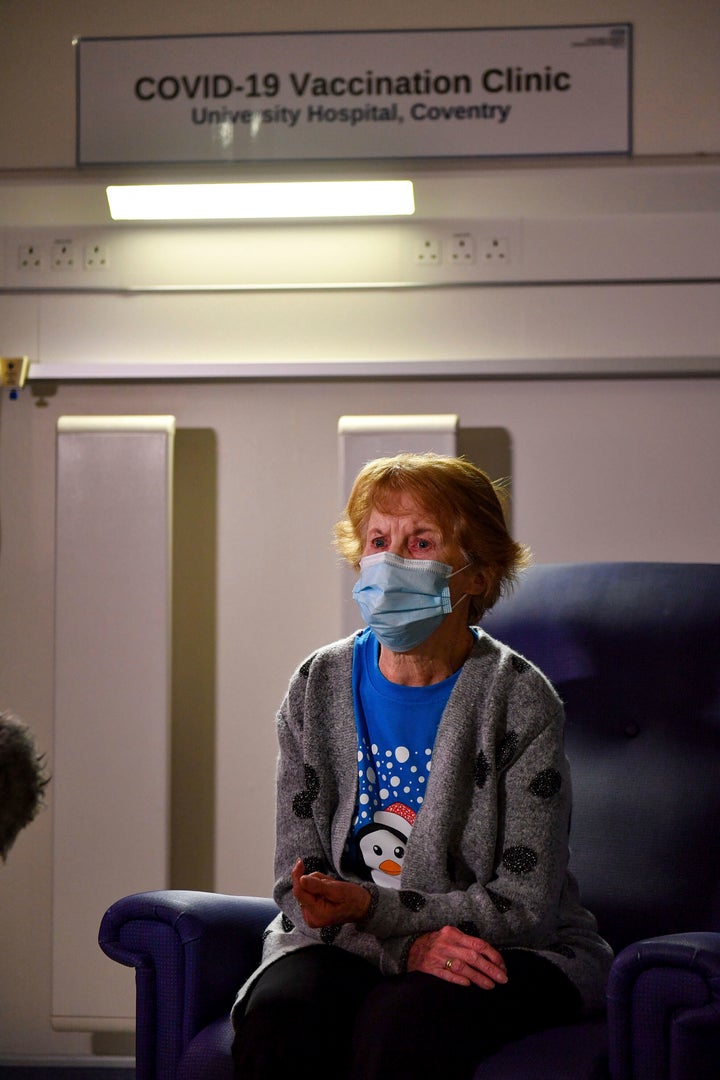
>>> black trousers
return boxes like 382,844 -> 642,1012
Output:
231,945 -> 582,1079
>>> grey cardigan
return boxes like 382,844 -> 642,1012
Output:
232,630 -> 613,1022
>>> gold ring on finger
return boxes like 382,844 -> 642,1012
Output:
444,958 -> 454,971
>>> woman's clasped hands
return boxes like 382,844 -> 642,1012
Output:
408,924 -> 508,989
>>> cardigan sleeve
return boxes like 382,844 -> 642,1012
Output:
270,641 -> 361,941
270,657 -> 331,940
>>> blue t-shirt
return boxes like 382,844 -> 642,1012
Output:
344,627 -> 460,889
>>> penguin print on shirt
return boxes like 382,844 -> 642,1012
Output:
356,803 -> 416,889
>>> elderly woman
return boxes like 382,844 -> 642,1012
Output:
231,453 -> 612,1079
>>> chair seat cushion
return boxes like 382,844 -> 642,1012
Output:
177,1015 -> 235,1080
174,1012 -> 608,1080
474,1017 -> 608,1080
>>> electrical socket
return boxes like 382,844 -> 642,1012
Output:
17,243 -> 47,270
447,233 -> 475,265
414,237 -> 441,266
51,240 -> 78,270
84,243 -> 109,270
481,237 -> 510,263
0,356 -> 30,388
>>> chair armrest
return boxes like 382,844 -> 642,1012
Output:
607,932 -> 720,1080
99,890 -> 277,1080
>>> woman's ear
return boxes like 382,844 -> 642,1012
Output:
465,563 -> 486,593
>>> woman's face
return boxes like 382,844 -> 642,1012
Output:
362,492 -> 465,569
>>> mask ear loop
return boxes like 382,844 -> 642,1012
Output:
447,561 -> 473,611
448,558 -> 484,612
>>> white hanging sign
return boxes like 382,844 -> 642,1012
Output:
76,25 -> 632,165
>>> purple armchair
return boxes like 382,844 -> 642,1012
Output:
100,562 -> 720,1079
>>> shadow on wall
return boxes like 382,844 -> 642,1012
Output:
171,428 -> 217,891
457,427 -> 515,529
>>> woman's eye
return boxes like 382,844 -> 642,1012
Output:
370,537 -> 386,549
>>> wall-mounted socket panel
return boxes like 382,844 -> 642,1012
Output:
414,236 -> 442,265
51,240 -> 79,270
480,236 -> 510,264
447,233 -> 475,265
406,222 -> 520,279
84,243 -> 109,270
11,233 -> 110,279
2,222 -> 523,290
10,215 -> 715,290
17,243 -> 47,271
2,208 -> 719,292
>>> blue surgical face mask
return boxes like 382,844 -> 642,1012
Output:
352,551 -> 469,652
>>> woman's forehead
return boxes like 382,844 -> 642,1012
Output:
368,491 -> 439,523
365,498 -> 456,545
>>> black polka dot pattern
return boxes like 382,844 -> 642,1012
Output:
399,890 -> 426,912
496,731 -> 519,769
298,654 -> 316,679
292,764 -> 320,819
458,920 -> 480,937
529,768 -> 562,799
502,846 -> 538,874
321,924 -> 341,945
474,750 -> 490,789
281,914 -> 294,933
303,854 -> 327,875
511,654 -> 530,675
487,889 -> 512,913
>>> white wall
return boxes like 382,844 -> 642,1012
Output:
1,0 -> 719,1062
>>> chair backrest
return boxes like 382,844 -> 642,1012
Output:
482,562 -> 720,954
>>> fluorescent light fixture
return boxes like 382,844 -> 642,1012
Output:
106,180 -> 415,220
